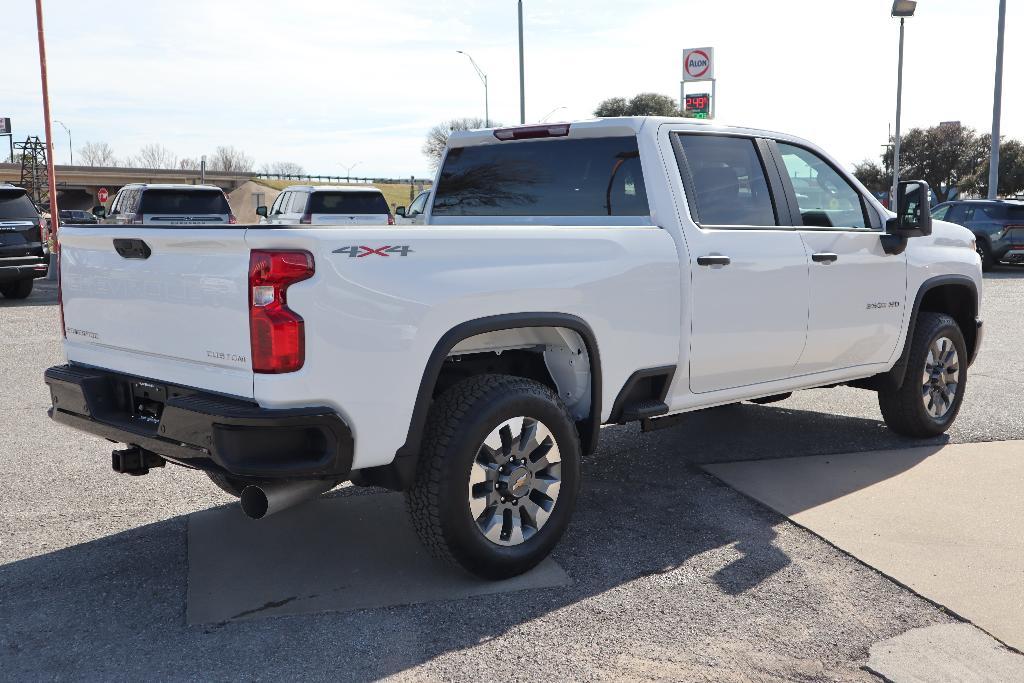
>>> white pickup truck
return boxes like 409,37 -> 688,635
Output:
46,118 -> 983,579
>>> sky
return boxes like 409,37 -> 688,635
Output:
1,0 -> 1019,178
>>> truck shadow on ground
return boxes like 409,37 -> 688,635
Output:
0,403 -> 943,680
984,263 -> 1024,279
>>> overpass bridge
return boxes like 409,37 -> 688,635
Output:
0,163 -> 254,210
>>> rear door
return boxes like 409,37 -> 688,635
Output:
0,188 -> 43,258
309,191 -> 390,225
139,189 -> 231,225
770,140 -> 906,374
670,132 -> 810,393
59,226 -> 254,397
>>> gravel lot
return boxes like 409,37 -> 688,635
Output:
2,267 -> 1021,681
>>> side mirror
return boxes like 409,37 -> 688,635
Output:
395,206 -> 406,217
255,206 -> 268,218
887,180 -> 932,237
92,205 -> 107,219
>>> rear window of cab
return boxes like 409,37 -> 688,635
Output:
432,136 -> 650,218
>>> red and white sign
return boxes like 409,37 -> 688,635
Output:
97,187 -> 109,203
683,47 -> 715,81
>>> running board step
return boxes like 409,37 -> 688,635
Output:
641,412 -> 686,433
620,400 -> 669,422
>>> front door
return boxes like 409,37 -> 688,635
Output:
671,133 -> 810,394
771,141 -> 907,374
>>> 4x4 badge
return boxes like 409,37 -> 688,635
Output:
333,245 -> 413,258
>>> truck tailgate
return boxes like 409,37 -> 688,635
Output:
58,226 -> 254,398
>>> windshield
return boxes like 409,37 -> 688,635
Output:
139,189 -> 230,215
308,191 -> 390,214
0,190 -> 38,220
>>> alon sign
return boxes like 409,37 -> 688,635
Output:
683,47 -> 714,81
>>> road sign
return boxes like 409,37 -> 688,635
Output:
685,93 -> 711,118
0,118 -> 10,135
97,187 -> 109,203
683,47 -> 715,81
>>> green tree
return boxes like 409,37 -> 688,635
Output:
594,92 -> 690,118
883,123 -> 986,203
853,159 -> 888,194
963,137 -> 1024,198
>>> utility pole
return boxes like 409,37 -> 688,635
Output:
988,0 -> 1007,199
518,0 -> 526,124
35,0 -> 59,231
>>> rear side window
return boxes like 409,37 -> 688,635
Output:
139,189 -> 229,214
0,190 -> 38,219
1008,205 -> 1024,222
675,135 -> 777,227
308,191 -> 389,214
432,136 -> 650,218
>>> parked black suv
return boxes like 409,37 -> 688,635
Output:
931,199 -> 1024,271
0,184 -> 49,299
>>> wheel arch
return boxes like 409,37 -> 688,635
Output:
353,313 -> 602,491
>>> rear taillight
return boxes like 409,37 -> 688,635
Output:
249,250 -> 314,373
387,214 -> 395,225
299,213 -> 312,225
493,123 -> 571,141
38,216 -> 47,244
229,214 -> 237,224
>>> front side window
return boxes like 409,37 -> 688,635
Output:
408,191 -> 429,216
432,136 -> 650,218
777,143 -> 868,229
931,204 -> 951,220
676,134 -> 777,227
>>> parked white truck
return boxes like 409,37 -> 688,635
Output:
46,118 -> 983,579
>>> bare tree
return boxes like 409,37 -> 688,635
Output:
422,118 -> 492,169
261,161 -> 305,176
179,157 -> 201,171
132,143 -> 177,169
78,141 -> 117,166
208,145 -> 254,173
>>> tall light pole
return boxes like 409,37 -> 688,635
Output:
54,119 -> 71,165
34,0 -> 59,230
890,1 -> 917,204
456,50 -> 489,127
988,0 -> 1007,199
518,0 -> 526,124
339,161 -> 361,181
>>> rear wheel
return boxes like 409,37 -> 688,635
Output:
976,238 -> 994,271
878,312 -> 967,437
0,279 -> 33,299
406,374 -> 581,580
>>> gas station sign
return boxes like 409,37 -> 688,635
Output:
684,93 -> 711,119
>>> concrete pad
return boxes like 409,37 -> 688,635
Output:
867,623 -> 1024,682
704,441 -> 1024,651
187,492 -> 570,625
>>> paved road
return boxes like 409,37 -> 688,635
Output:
2,268 -> 1021,681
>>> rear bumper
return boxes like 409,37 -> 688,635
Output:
0,256 -> 49,282
44,364 -> 353,480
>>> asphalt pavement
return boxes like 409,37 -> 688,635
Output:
2,268 -> 1022,681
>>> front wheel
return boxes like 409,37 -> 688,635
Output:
878,312 -> 967,437
406,374 -> 581,580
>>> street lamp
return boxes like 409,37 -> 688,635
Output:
540,106 -> 567,123
53,119 -> 71,165
890,0 -> 916,202
988,0 -> 1007,199
339,161 -> 361,181
456,50 -> 489,127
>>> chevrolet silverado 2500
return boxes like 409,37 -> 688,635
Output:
45,118 -> 983,579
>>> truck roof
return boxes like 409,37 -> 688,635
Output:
283,185 -> 384,193
446,116 -> 816,151
119,183 -> 224,191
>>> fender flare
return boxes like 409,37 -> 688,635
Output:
393,312 -> 603,473
886,274 -> 979,389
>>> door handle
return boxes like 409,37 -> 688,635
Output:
113,238 -> 151,259
696,255 -> 731,266
811,252 -> 838,263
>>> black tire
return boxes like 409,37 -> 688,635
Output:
0,279 -> 34,299
406,374 -> 581,580
976,238 -> 994,272
878,312 -> 967,437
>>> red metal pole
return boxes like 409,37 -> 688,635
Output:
35,0 -> 60,234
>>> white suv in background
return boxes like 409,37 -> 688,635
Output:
395,190 -> 430,225
98,184 -> 235,225
258,186 -> 393,225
